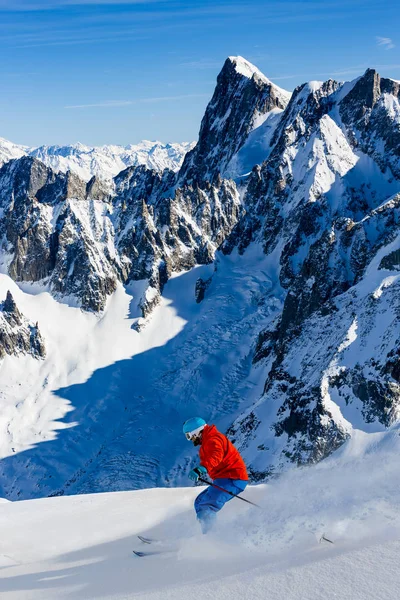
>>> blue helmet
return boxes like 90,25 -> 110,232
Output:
183,417 -> 206,440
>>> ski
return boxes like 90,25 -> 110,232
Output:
133,548 -> 176,558
134,534 -> 180,556
137,534 -> 157,544
133,549 -> 162,557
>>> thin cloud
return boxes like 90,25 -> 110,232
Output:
269,74 -> 298,81
0,0 -> 170,10
376,36 -> 395,50
14,34 -> 151,49
140,93 -> 209,103
65,100 -> 134,109
65,94 -> 209,109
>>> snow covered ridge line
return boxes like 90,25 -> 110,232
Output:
229,55 -> 292,99
0,138 -> 195,181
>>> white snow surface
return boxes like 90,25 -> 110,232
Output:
0,138 -> 195,181
224,108 -> 285,179
228,56 -> 292,102
229,55 -> 272,83
1,425 -> 400,599
382,93 -> 400,123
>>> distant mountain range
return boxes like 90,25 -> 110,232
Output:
0,137 -> 195,181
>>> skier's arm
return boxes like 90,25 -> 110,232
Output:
201,438 -> 225,471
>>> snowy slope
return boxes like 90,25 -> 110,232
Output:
0,138 -> 195,180
1,425 -> 400,599
223,108 -> 284,180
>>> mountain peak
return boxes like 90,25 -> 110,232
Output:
227,55 -> 271,84
179,56 -> 291,184
3,290 -> 18,314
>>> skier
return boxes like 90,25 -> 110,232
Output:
183,417 -> 248,533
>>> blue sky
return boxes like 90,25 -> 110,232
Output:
1,0 -> 399,147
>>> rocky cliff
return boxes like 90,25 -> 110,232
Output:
0,291 -> 45,360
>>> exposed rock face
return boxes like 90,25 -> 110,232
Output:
112,166 -> 241,314
179,56 -> 291,184
340,69 -> 400,177
0,291 -> 45,359
0,158 -> 242,314
0,156 -> 118,312
195,276 -> 212,303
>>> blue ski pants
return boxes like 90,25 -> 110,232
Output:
194,478 -> 248,533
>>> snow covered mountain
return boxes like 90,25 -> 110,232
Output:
0,138 -> 194,181
0,55 -> 400,500
227,69 -> 400,475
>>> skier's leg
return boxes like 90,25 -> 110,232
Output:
194,488 -> 209,513
194,487 -> 216,533
194,479 -> 247,533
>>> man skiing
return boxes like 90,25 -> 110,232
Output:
183,417 -> 248,533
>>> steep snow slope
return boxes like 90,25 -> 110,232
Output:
0,138 -> 194,180
1,425 -> 400,599
223,108 -> 284,180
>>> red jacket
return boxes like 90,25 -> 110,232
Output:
199,424 -> 248,481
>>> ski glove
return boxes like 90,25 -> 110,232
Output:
189,465 -> 207,482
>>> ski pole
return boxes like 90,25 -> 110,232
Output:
197,476 -> 261,509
